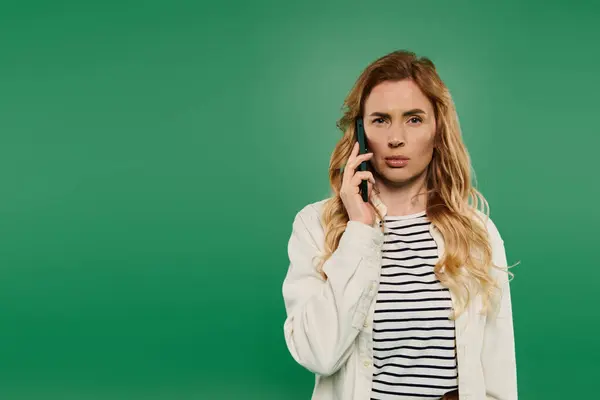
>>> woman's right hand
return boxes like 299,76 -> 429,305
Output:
340,142 -> 377,226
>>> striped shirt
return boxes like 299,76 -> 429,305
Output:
370,211 -> 458,400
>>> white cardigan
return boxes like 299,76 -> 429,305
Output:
281,193 -> 518,400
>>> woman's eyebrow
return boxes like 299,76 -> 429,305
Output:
368,108 -> 426,118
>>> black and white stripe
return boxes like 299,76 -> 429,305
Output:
370,211 -> 458,400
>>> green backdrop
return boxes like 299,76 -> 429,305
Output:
0,0 -> 598,398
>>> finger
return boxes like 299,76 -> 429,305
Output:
347,152 -> 373,172
346,142 -> 360,162
342,169 -> 369,196
355,170 -> 374,182
350,171 -> 375,187
342,142 -> 361,185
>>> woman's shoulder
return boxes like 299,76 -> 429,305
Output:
287,197 -> 333,254
471,208 -> 511,282
294,196 -> 332,224
289,196 -> 336,245
471,208 -> 504,245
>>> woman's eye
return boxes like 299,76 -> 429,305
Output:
409,116 -> 422,124
373,118 -> 385,124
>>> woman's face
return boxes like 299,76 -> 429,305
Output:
362,79 -> 437,187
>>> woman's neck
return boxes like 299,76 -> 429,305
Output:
374,173 -> 428,217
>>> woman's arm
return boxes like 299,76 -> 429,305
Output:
281,206 -> 383,376
481,219 -> 518,400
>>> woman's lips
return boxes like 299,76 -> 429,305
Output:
385,158 -> 409,167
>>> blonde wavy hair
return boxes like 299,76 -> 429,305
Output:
315,50 -> 514,319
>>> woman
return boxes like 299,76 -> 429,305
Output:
281,50 -> 518,400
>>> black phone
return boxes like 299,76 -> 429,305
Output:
355,117 -> 369,202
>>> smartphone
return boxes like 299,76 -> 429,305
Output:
355,117 -> 369,202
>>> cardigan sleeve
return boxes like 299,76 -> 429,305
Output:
281,206 -> 383,376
